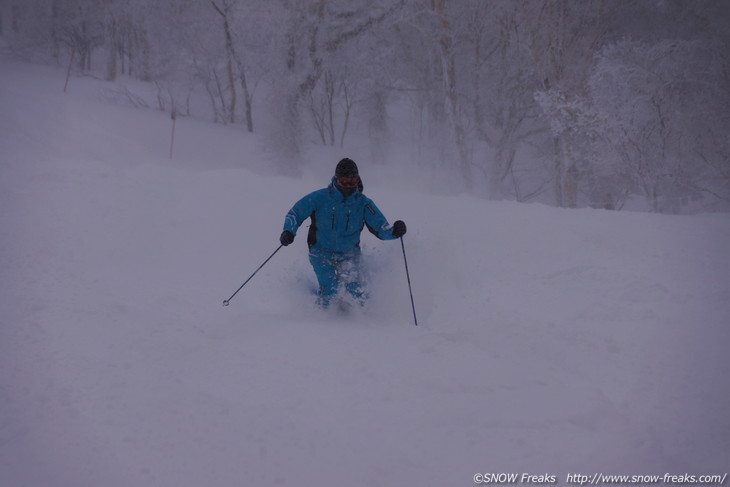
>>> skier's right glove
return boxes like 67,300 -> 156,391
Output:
280,230 -> 294,246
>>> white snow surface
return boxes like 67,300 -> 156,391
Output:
1,59 -> 729,487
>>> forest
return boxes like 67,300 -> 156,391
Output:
3,0 -> 729,213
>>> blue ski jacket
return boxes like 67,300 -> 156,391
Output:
283,177 -> 397,253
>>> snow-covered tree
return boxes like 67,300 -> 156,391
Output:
4,0 -> 729,211
518,0 -> 615,207
589,39 -> 729,212
263,0 -> 404,166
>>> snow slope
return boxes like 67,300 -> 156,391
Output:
1,58 -> 729,487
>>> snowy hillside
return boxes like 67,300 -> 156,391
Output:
1,58 -> 729,487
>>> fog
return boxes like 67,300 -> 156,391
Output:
3,0 -> 729,213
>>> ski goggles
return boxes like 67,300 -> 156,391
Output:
337,175 -> 359,187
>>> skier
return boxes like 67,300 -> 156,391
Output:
280,158 -> 407,308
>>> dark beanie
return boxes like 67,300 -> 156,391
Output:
335,158 -> 359,178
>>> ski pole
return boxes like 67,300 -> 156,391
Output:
400,237 -> 418,326
223,244 -> 283,307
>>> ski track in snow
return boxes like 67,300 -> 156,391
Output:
1,58 -> 729,487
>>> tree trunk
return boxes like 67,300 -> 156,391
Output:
553,136 -> 566,207
106,41 -> 117,81
368,91 -> 389,162
212,1 -> 237,125
238,65 -> 254,132
564,163 -> 578,208
434,0 -> 472,188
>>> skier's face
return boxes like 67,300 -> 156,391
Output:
337,175 -> 359,188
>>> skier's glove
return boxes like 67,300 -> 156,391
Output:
280,230 -> 294,246
392,220 -> 407,238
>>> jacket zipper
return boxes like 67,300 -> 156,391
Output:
331,208 -> 335,229
345,211 -> 351,232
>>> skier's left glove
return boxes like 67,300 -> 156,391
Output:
392,220 -> 407,238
